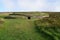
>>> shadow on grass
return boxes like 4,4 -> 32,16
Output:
4,16 -> 16,19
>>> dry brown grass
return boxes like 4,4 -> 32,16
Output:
0,18 -> 5,24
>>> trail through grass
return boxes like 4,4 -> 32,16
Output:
0,18 -> 45,40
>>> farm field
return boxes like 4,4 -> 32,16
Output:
0,12 -> 60,40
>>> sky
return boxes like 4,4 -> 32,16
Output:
0,0 -> 60,12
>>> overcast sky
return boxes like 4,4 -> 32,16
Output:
0,0 -> 60,12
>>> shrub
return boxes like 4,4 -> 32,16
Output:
4,16 -> 17,19
34,17 -> 60,40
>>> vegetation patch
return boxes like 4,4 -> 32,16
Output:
34,17 -> 60,40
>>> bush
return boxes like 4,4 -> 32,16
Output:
34,17 -> 60,40
4,16 -> 17,19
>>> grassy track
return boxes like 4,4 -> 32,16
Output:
0,18 -> 45,40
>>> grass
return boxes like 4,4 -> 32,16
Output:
34,17 -> 60,40
0,13 -> 60,40
0,16 -> 44,40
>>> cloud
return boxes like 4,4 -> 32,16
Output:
2,0 -> 15,11
17,0 -> 47,11
53,0 -> 60,11
1,0 -> 60,11
17,0 -> 58,11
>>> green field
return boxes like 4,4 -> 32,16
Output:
0,13 -> 44,40
0,12 -> 60,40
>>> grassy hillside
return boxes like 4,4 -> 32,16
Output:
0,12 -> 60,40
0,13 -> 45,40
